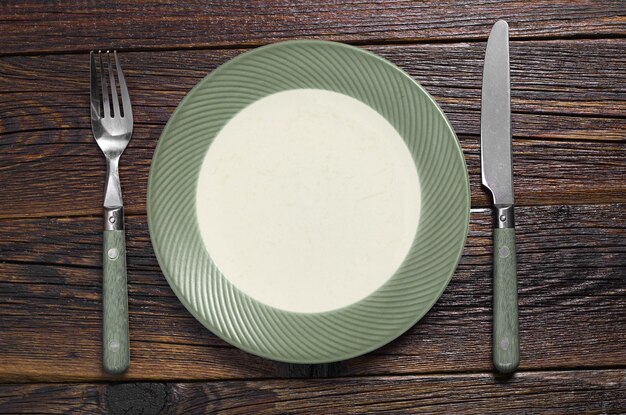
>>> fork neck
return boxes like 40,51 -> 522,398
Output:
104,156 -> 123,211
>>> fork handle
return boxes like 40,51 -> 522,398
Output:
102,208 -> 129,374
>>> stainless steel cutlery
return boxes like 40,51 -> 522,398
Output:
90,50 -> 133,374
481,20 -> 519,374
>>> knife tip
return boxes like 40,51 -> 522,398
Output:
488,20 -> 509,41
494,20 -> 509,30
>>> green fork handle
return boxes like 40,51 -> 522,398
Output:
103,229 -> 130,374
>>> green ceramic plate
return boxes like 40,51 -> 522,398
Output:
148,40 -> 470,363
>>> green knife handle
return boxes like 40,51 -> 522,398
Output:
493,227 -> 519,373
103,229 -> 130,374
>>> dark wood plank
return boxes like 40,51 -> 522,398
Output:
1,40 -> 624,218
0,204 -> 624,381
2,40 -> 624,135
1,370 -> 625,414
0,1 -> 625,55
1,127 -> 624,218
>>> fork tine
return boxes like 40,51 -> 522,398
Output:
107,52 -> 121,117
114,51 -> 132,120
90,51 -> 101,120
99,52 -> 110,118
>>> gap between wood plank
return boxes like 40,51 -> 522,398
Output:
2,366 -> 625,385
1,32 -> 624,59
0,198 -> 623,222
2,110 -> 624,140
1,210 -> 497,223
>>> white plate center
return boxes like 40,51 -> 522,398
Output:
196,89 -> 420,313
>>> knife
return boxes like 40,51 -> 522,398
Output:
481,20 -> 519,374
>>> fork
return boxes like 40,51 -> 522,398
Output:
90,50 -> 133,374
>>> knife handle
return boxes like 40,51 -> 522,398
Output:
493,227 -> 519,373
102,226 -> 130,374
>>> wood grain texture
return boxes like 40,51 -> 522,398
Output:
1,204 -> 624,381
1,129 -> 624,218
0,1 -> 625,55
1,40 -> 624,218
0,370 -> 624,414
1,0 -> 625,410
2,40 -> 624,134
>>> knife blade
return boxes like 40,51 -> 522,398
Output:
481,20 -> 519,374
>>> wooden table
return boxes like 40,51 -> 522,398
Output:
1,1 -> 625,413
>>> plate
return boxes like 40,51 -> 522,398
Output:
148,40 -> 469,363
